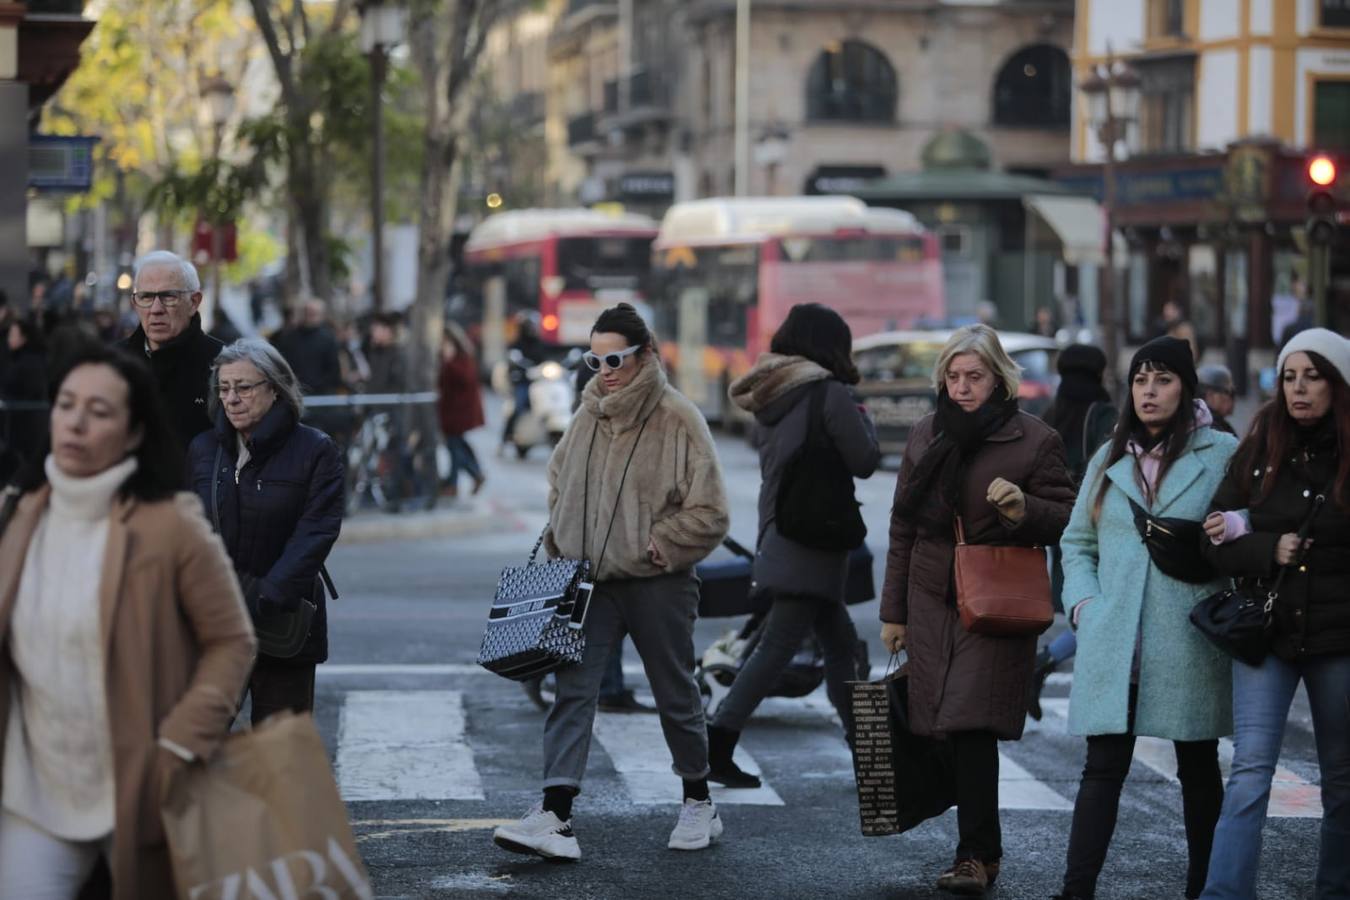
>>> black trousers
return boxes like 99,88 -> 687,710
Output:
953,730 -> 1002,862
1061,689 -> 1223,899
248,657 -> 316,727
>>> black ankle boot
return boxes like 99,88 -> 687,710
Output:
706,724 -> 761,788
1026,649 -> 1057,722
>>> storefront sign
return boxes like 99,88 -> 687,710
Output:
1055,165 -> 1226,207
804,165 -> 887,195
618,172 -> 674,204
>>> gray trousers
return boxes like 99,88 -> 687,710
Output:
543,571 -> 710,789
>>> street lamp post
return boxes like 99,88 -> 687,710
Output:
1078,57 -> 1139,390
201,74 -> 235,329
360,0 -> 407,313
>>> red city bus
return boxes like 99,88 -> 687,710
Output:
650,196 -> 944,422
462,208 -> 659,367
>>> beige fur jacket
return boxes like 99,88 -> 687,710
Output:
545,357 -> 730,580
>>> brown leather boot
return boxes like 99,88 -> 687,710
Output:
936,858 -> 988,895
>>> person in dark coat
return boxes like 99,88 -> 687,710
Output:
1196,364 -> 1237,437
881,324 -> 1076,895
1199,328 -> 1350,899
706,304 -> 880,787
187,338 -> 344,725
1,319 -> 48,480
437,324 -> 486,497
1027,344 -> 1117,719
115,251 -> 223,453
274,298 -> 351,450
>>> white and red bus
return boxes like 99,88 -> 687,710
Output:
650,196 -> 944,422
461,208 -> 659,367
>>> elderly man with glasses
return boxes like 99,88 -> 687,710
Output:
115,251 -> 225,451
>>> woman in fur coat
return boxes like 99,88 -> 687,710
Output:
705,303 -> 880,788
493,303 -> 730,863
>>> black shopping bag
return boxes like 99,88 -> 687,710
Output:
849,668 -> 957,836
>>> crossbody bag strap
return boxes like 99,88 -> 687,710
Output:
593,412 -> 655,577
209,445 -> 223,534
1263,475 -> 1333,605
807,379 -> 829,448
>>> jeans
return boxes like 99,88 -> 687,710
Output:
1048,629 -> 1078,666
543,573 -> 708,789
1202,653 -> 1350,900
953,730 -> 1002,862
710,592 -> 859,740
1062,687 -> 1223,899
444,433 -> 483,487
598,640 -> 626,700
247,658 -> 316,727
0,810 -> 110,900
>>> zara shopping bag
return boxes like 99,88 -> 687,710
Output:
160,712 -> 372,900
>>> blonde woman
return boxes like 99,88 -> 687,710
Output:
880,324 -> 1075,895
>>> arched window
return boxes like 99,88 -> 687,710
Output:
992,44 -> 1071,127
805,40 -> 897,123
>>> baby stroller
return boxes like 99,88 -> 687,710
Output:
694,536 -> 875,718
520,537 -> 876,713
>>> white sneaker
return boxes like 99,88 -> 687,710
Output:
667,798 -> 723,851
493,803 -> 581,861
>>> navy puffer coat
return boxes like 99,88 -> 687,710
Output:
188,402 -> 344,664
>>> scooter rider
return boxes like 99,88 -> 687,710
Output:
501,314 -> 547,452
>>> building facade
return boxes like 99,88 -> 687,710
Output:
1063,0 -> 1350,381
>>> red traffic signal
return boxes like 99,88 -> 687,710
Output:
1308,154 -> 1337,187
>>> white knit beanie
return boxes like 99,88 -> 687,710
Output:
1278,328 -> 1350,385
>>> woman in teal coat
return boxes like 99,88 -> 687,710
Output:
1054,337 -> 1238,900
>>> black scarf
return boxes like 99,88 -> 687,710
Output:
895,390 -> 1020,535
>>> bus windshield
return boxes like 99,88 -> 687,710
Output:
557,236 -> 653,293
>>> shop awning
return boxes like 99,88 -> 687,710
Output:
1024,194 -> 1116,266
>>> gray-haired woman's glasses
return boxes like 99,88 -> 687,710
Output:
217,380 -> 267,400
131,290 -> 191,309
582,345 -> 641,372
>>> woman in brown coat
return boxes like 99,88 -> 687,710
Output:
880,324 -> 1075,895
0,342 -> 255,899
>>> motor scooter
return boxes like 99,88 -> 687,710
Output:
492,348 -> 579,459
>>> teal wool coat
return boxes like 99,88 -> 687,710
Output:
1061,426 -> 1238,741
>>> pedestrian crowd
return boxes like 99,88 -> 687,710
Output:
0,249 -> 1345,900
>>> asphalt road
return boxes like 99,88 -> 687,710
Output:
314,404 -> 1324,900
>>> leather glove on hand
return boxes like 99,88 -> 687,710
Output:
987,477 -> 1027,524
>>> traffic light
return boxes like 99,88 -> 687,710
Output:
1306,153 -> 1339,246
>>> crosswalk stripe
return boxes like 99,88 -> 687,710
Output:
997,752 -> 1074,810
591,711 -> 785,806
1039,698 -> 1321,819
336,690 -> 485,801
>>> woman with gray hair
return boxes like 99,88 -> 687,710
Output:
187,338 -> 345,723
880,324 -> 1076,894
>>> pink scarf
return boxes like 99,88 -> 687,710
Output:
1125,399 -> 1214,502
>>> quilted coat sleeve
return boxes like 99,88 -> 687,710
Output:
1201,464 -> 1279,579
158,495 -> 256,760
1003,428 -> 1076,546
1061,446 -> 1107,613
648,412 -> 730,572
879,421 -> 927,625
258,435 -> 344,609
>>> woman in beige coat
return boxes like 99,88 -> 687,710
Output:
0,342 -> 256,900
493,303 -> 730,863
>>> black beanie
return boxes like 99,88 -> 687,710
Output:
1058,343 -> 1107,379
1128,336 -> 1197,392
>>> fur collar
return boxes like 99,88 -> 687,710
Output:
580,354 -> 668,432
728,353 -> 832,414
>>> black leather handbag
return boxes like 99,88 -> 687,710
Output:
478,415 -> 650,681
776,381 -> 866,552
1128,498 -> 1216,584
1189,484 -> 1329,666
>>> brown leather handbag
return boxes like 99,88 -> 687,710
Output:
952,517 -> 1054,636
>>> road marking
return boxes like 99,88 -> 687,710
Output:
1041,699 -> 1321,818
319,662 -> 654,678
998,752 -> 1074,810
337,690 -> 484,801
591,711 -> 785,806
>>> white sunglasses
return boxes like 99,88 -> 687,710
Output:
582,345 -> 641,372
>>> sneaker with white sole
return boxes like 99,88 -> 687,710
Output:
667,798 -> 723,851
492,804 -> 581,862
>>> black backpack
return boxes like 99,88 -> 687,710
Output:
774,381 -> 866,552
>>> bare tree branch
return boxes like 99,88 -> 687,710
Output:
249,0 -> 300,110
325,0 -> 357,35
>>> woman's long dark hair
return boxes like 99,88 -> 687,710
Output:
769,303 -> 860,384
1230,350 -> 1350,509
1090,360 -> 1197,521
17,336 -> 184,501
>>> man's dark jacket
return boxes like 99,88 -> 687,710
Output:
116,314 -> 223,452
188,403 -> 344,664
273,325 -> 343,396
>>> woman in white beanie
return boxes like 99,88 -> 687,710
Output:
1199,327 -> 1350,899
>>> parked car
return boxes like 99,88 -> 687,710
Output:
853,330 -> 1061,454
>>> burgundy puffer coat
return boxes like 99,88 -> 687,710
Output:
881,411 -> 1076,740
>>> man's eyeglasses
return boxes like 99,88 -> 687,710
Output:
131,290 -> 192,309
582,345 -> 641,372
217,380 -> 267,400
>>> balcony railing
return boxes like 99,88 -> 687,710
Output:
628,69 -> 669,109
603,79 -> 619,115
567,112 -> 596,147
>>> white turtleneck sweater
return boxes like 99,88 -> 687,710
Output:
3,454 -> 138,841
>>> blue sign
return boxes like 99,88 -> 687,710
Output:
1055,165 -> 1226,207
29,135 -> 100,192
